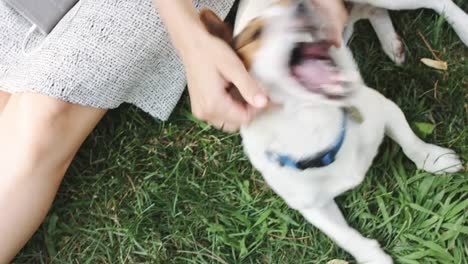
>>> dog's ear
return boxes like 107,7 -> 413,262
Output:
200,9 -> 233,44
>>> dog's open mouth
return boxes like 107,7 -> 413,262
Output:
289,42 -> 347,99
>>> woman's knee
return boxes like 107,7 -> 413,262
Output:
0,92 -> 106,166
13,93 -> 79,125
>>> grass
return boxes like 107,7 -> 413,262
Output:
14,6 -> 467,264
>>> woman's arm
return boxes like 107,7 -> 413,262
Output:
153,0 -> 205,58
154,0 -> 268,132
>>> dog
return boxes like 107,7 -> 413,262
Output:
200,0 -> 465,262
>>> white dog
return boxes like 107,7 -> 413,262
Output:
200,0 -> 466,262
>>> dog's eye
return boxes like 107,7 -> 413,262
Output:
252,28 -> 263,39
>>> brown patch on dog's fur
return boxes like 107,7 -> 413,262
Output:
236,41 -> 262,70
200,8 -> 265,71
232,19 -> 265,70
344,2 -> 354,12
233,18 -> 265,51
200,8 -> 263,103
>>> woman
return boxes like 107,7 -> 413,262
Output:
0,0 -> 347,261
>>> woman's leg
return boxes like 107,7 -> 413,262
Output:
0,91 -> 11,113
0,92 -> 106,263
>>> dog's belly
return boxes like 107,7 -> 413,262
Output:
241,108 -> 379,209
241,90 -> 387,210
245,146 -> 367,209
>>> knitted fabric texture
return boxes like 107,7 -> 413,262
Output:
0,0 -> 235,120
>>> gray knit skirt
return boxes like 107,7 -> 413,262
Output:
0,0 -> 235,120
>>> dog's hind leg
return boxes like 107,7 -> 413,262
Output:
368,8 -> 405,64
348,0 -> 468,46
300,201 -> 393,264
383,98 -> 463,174
345,5 -> 405,64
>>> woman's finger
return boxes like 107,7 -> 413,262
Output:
221,92 -> 254,123
207,91 -> 257,132
215,121 -> 238,133
215,41 -> 268,109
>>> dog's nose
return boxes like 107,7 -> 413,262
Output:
296,1 -> 308,15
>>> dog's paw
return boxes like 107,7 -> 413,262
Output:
413,144 -> 464,174
363,255 -> 393,264
363,254 -> 393,264
320,71 -> 361,98
382,34 -> 405,65
355,239 -> 393,264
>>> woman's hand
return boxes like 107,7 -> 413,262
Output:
310,0 -> 349,48
182,32 -> 268,132
154,0 -> 268,133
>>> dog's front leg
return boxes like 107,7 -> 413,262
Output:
300,201 -> 393,264
383,98 -> 463,174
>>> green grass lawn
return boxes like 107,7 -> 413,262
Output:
14,7 -> 467,264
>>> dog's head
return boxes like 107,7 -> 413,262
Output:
201,0 -> 361,105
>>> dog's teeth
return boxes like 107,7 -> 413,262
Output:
320,84 -> 346,95
294,33 -> 314,43
334,74 -> 349,83
335,71 -> 360,84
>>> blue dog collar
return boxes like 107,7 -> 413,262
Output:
266,110 -> 347,170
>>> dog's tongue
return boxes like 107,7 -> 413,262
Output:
292,60 -> 338,91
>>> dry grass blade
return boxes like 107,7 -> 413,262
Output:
327,260 -> 349,264
417,31 -> 442,61
421,58 -> 448,70
417,31 -> 448,70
